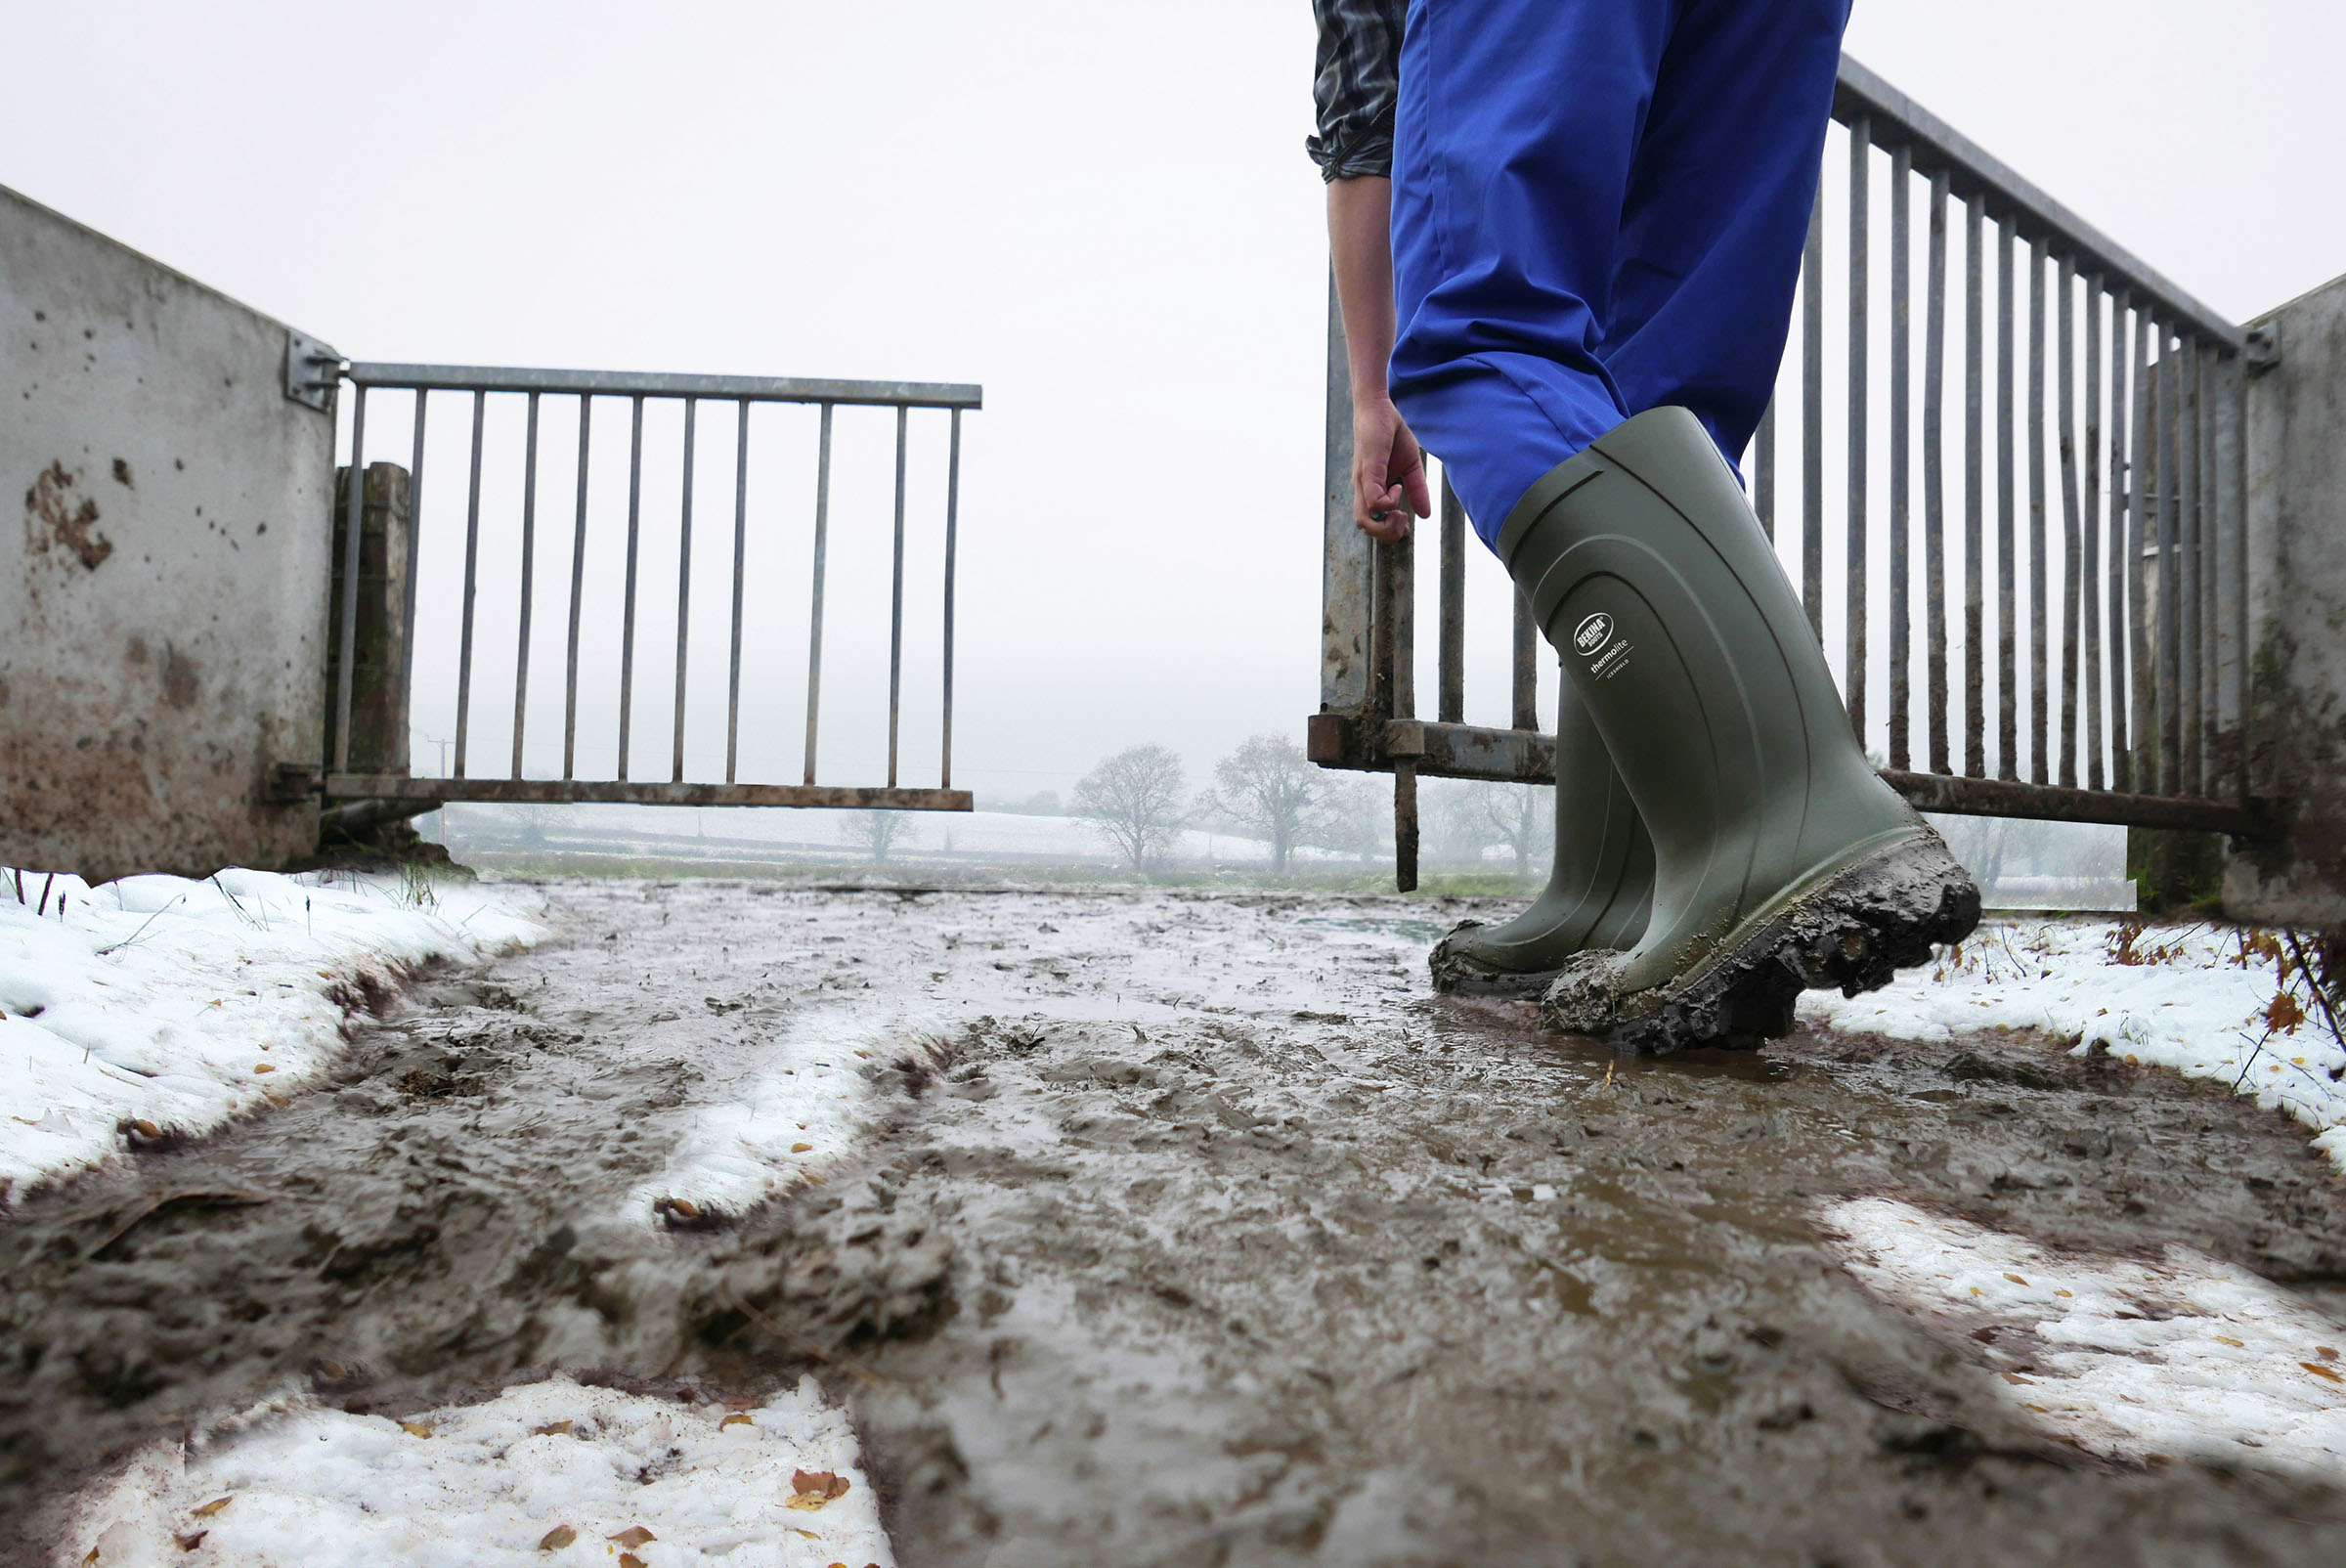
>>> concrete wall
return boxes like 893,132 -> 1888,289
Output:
2226,270 -> 2346,924
3,185 -> 335,883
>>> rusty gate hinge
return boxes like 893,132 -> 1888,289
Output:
267,762 -> 325,803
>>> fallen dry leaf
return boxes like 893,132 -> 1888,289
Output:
192,1497 -> 234,1518
2001,1273 -> 2028,1286
667,1197 -> 700,1219
254,1063 -> 278,1074
2301,1361 -> 2345,1383
538,1524 -> 576,1550
2215,1336 -> 2245,1348
788,1469 -> 851,1510
608,1526 -> 657,1548
532,1419 -> 574,1437
2265,990 -> 2310,1034
174,1532 -> 207,1552
2321,1346 -> 2341,1361
400,1420 -> 433,1438
621,1556 -> 646,1568
721,1412 -> 754,1429
131,1119 -> 161,1140
791,1143 -> 814,1154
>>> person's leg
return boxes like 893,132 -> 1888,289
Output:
1597,0 -> 1850,467
1388,0 -> 1672,544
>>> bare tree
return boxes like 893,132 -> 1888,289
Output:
847,809 -> 914,864
1304,775 -> 1389,865
1198,733 -> 1325,875
1473,782 -> 1548,878
1072,744 -> 1188,873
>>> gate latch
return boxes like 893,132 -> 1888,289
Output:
283,331 -> 344,411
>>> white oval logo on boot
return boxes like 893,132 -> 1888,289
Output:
1573,612 -> 1612,655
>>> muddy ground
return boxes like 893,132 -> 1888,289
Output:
9,881 -> 2346,1566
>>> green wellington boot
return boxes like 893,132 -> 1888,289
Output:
1429,687 -> 1654,996
1500,407 -> 1979,1054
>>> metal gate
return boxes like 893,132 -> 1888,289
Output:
1309,56 -> 2264,886
317,362 -> 978,814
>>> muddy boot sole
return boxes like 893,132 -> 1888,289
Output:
1543,831 -> 1981,1057
1429,921 -> 1564,999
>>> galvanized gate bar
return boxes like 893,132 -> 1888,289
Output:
1924,169 -> 1950,775
453,390 -> 486,778
2120,289 -> 2139,788
2057,258 -> 2082,791
617,394 -> 644,782
2126,311 -> 2152,795
1510,587 -> 1539,730
2027,238 -> 2047,786
1845,114 -> 1870,741
1438,477 -> 1466,724
941,407 -> 962,790
2155,336 -> 2180,795
671,398 -> 696,784
1888,142 -> 1912,771
724,399 -> 750,783
2079,276 -> 2102,792
1995,221 -> 2016,779
563,396 -> 592,780
346,363 -> 981,408
1304,711 -> 2261,836
510,392 -> 541,781
326,775 -> 971,810
804,403 -> 833,786
887,405 -> 908,790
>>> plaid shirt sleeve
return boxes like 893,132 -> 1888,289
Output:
1305,0 -> 1407,182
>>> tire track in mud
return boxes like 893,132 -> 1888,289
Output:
12,882 -> 2346,1567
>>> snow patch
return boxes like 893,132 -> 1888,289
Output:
626,1006 -> 953,1226
1801,920 -> 2346,1170
1822,1196 -> 2346,1475
0,868 -> 545,1199
62,1374 -> 890,1568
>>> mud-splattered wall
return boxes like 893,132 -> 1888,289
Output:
3,185 -> 335,882
2228,269 -> 2346,925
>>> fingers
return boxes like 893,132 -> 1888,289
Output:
1403,463 -> 1435,521
1354,472 -> 1412,541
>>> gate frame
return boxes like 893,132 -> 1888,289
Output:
322,362 -> 979,816
1307,56 -> 2267,889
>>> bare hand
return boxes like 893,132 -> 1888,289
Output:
1351,398 -> 1432,543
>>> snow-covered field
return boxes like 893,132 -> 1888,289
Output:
443,803 -> 1373,872
0,868 -> 544,1200
1803,918 -> 2346,1170
1825,1197 -> 2346,1476
64,1375 -> 890,1568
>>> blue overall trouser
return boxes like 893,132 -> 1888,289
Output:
1390,0 -> 1852,546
